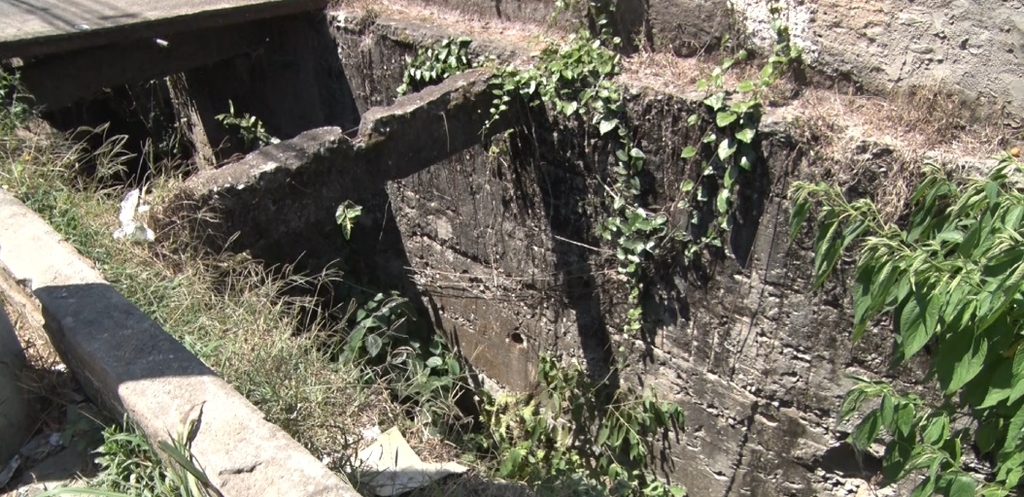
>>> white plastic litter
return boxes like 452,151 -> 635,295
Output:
112,188 -> 154,242
357,427 -> 467,496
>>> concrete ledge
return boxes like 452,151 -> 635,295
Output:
0,0 -> 330,60
0,190 -> 359,497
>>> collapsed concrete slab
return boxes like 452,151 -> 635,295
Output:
0,190 -> 360,497
176,68 -> 494,263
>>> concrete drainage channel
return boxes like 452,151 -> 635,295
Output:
0,2 -> 1007,497
0,192 -> 360,496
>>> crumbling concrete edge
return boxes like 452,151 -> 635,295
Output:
0,190 -> 360,497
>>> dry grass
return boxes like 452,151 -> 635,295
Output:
0,115 -> 437,488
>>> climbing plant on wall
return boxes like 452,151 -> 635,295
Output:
672,17 -> 801,262
790,154 -> 1024,496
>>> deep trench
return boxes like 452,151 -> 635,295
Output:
16,10 -> 899,497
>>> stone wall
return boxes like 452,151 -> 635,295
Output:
364,0 -> 1024,120
182,13 -> 936,496
325,17 -> 920,497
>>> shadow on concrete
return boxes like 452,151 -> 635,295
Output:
503,101 -> 620,397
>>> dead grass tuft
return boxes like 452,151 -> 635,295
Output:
0,113 -> 423,479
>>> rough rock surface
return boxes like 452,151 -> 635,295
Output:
734,0 -> 1024,121
349,0 -> 1024,120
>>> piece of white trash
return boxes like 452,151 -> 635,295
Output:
357,427 -> 468,496
112,188 -> 154,242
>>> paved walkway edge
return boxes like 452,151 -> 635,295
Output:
0,190 -> 359,497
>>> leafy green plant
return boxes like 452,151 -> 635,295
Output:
39,411 -> 219,497
0,70 -> 33,134
397,37 -> 475,95
485,30 -> 663,335
214,100 -> 278,151
790,154 -> 1024,496
673,20 -> 801,262
472,356 -> 685,496
335,200 -> 362,240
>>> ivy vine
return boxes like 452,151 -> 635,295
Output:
673,22 -> 801,261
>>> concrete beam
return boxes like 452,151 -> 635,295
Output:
16,16 -> 276,110
0,0 -> 329,60
0,190 -> 360,497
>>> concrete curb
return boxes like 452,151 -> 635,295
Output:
0,190 -> 359,497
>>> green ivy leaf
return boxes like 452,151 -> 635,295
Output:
717,138 -> 736,161
704,92 -> 725,111
736,127 -> 756,143
599,119 -> 618,135
716,111 -> 738,127
681,146 -> 698,159
716,189 -> 730,213
364,334 -> 383,357
737,80 -> 756,92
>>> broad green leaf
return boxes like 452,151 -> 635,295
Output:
880,394 -> 895,432
737,80 -> 756,92
910,474 -> 936,497
812,209 -> 843,289
717,137 -> 736,161
681,146 -> 698,159
1011,346 -> 1024,404
922,414 -> 950,445
978,360 -> 1014,408
599,119 -> 618,135
882,439 -> 912,482
936,329 -> 988,395
789,196 -> 811,243
947,473 -> 977,497
736,127 -> 756,143
850,410 -> 882,450
597,424 -> 610,445
898,293 -> 933,361
976,417 -> 1001,454
895,402 -> 915,437
838,387 -> 867,422
716,111 -> 738,127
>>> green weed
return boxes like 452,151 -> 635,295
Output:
791,154 -> 1024,496
397,37 -> 475,96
